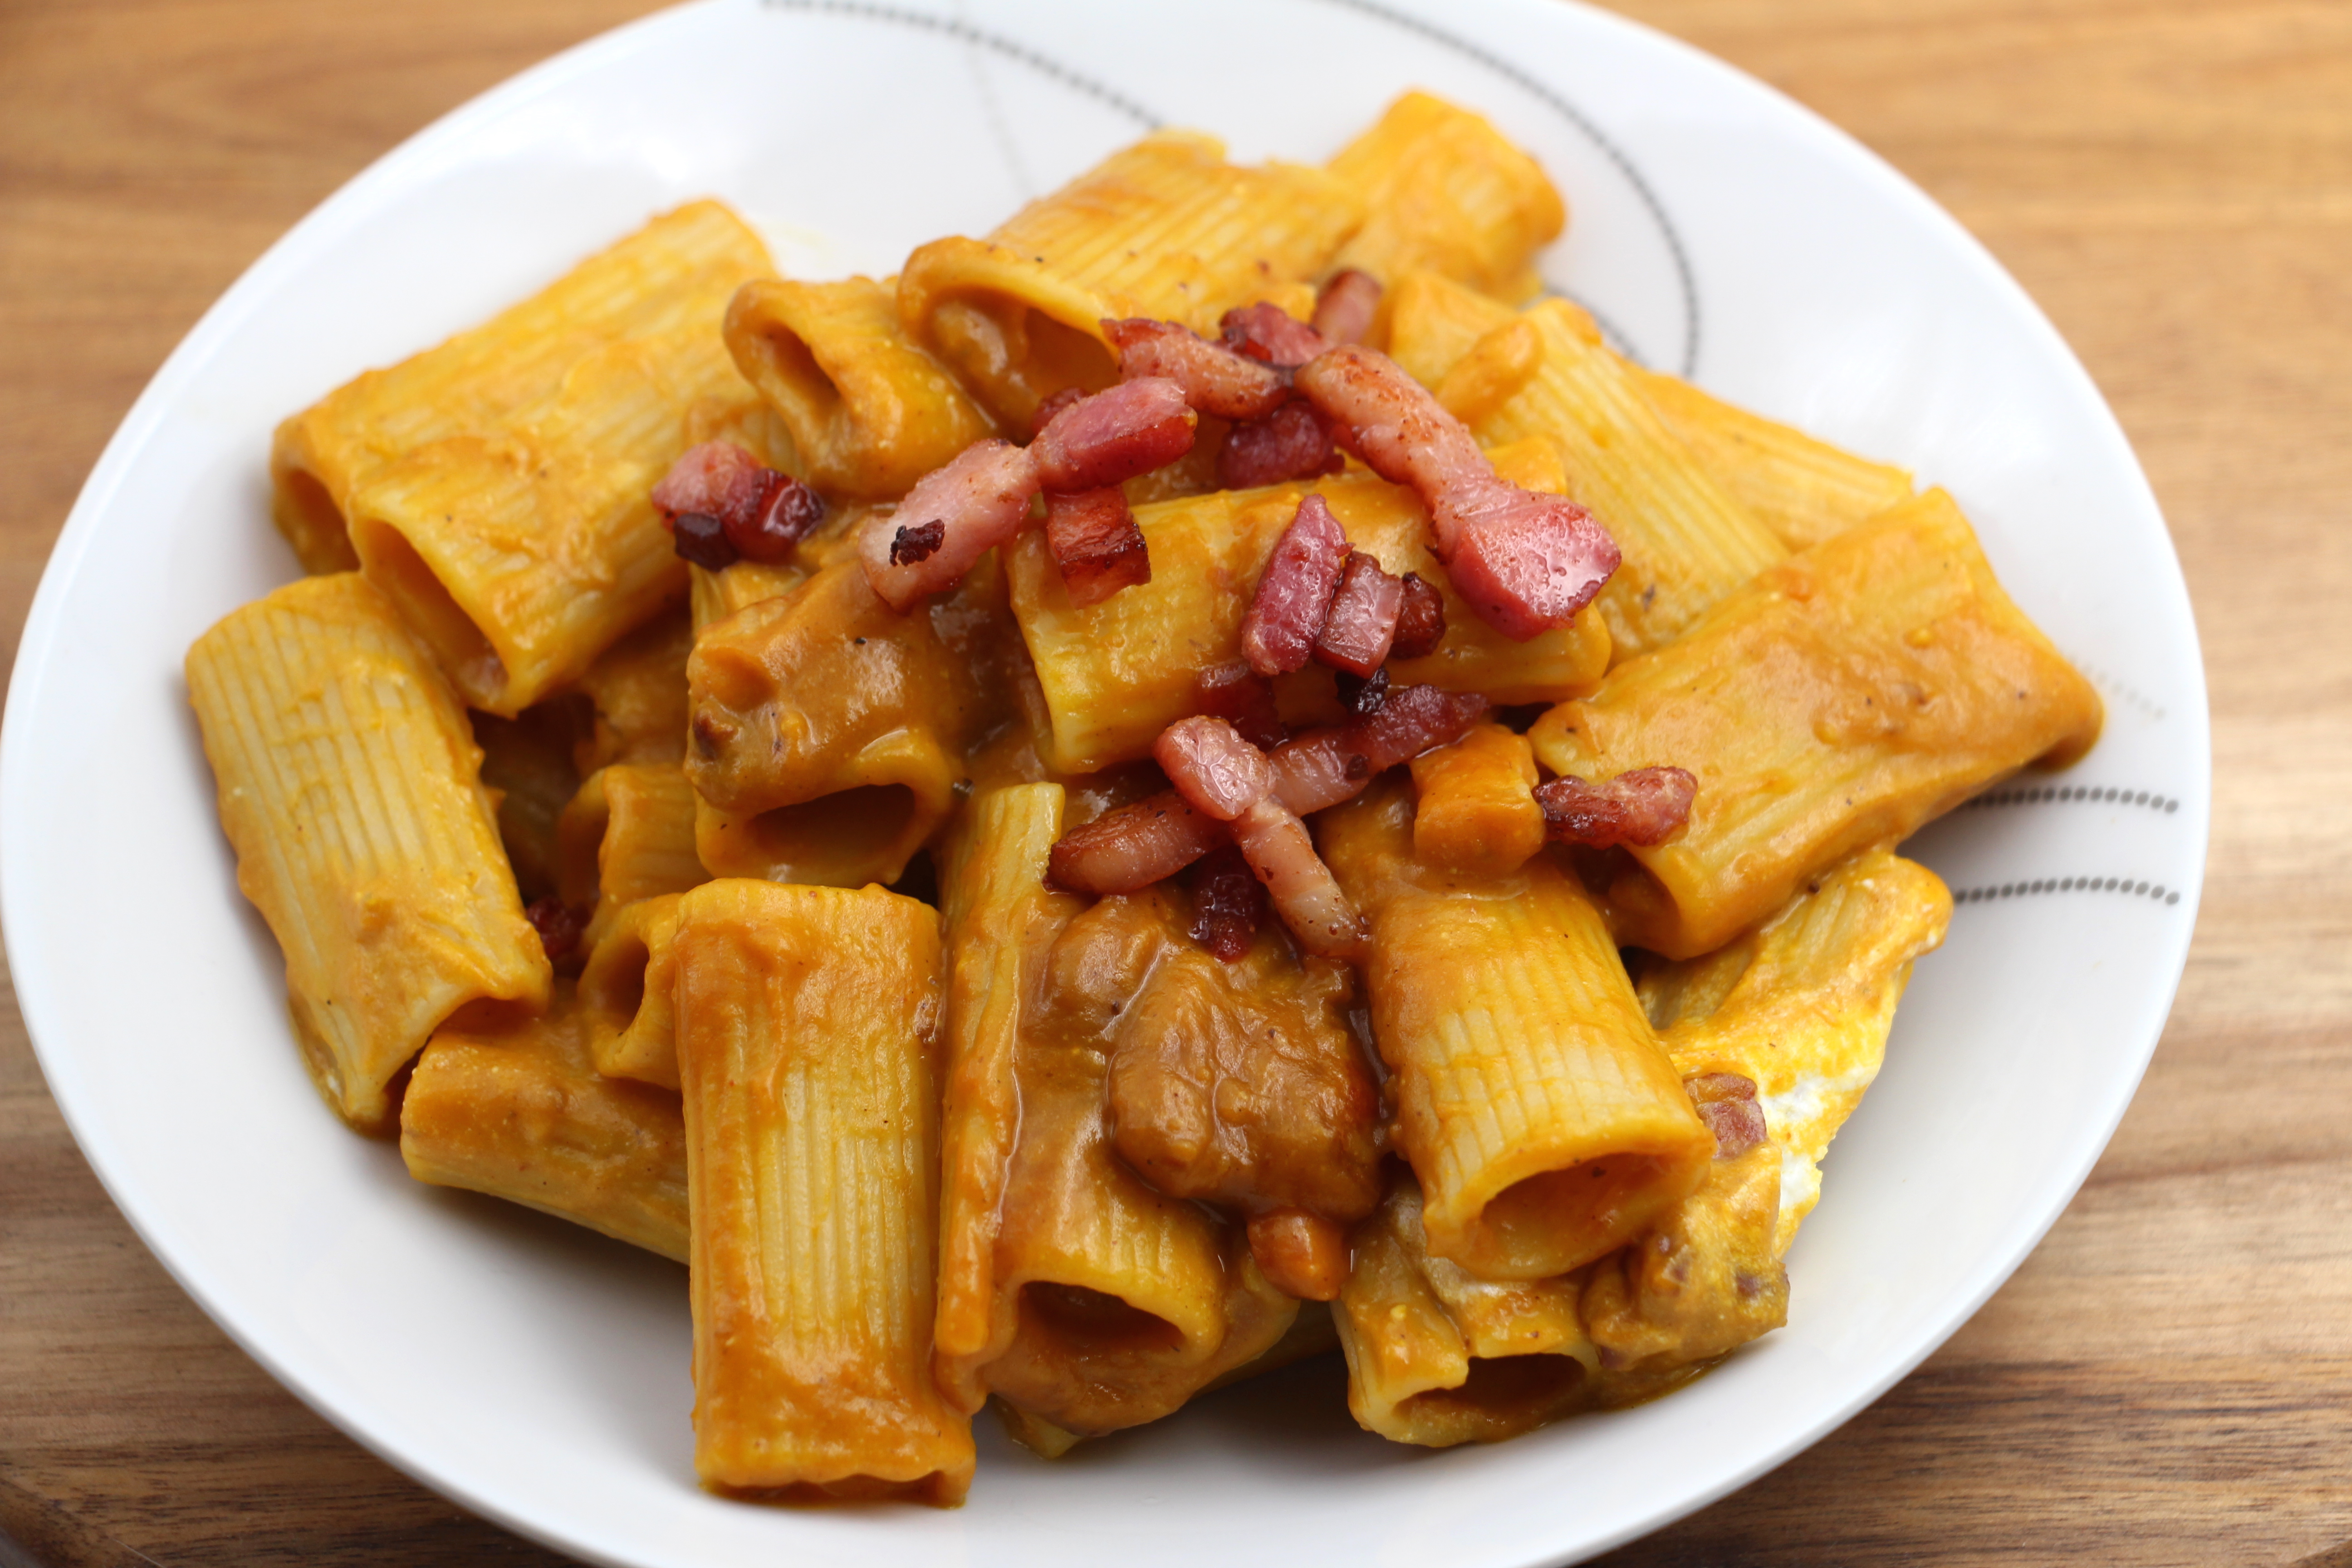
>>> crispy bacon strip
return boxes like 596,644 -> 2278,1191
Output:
1031,376 -> 1197,493
1535,765 -> 1699,848
1310,269 -> 1382,347
1312,550 -> 1404,677
1295,345 -> 1620,640
1220,301 -> 1330,368
1155,717 -> 1367,961
1029,385 -> 1087,442
1187,843 -> 1266,962
1045,688 -> 1487,898
651,440 -> 823,564
1218,400 -> 1343,490
1103,317 -> 1290,421
1390,570 -> 1448,660
1272,685 -> 1490,815
1045,790 -> 1225,895
855,438 -> 1040,611
1685,1073 -> 1769,1159
1044,487 -> 1152,607
1241,493 -> 1351,677
1196,660 -> 1285,752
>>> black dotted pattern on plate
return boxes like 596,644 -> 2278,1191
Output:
760,0 -> 1700,374
760,0 -> 1164,128
1953,877 -> 2182,907
1962,785 -> 2181,814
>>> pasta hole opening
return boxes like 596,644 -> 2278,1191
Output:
353,518 -> 507,707
930,295 -> 1115,429
1477,1155 -> 1670,1278
1019,1282 -> 1185,1358
580,934 -> 650,1029
1403,1353 -> 1587,1423
274,466 -> 358,572
743,785 -> 919,881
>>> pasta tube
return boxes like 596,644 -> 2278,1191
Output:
725,275 -> 996,499
899,130 -> 1364,429
276,201 -> 781,714
1531,489 -> 2102,958
970,886 -> 1297,1436
1008,441 -> 1609,774
685,558 -> 1000,887
1321,780 -> 1713,1280
186,573 -> 549,1132
1631,367 -> 1916,551
577,892 -> 685,1090
551,763 -> 707,925
573,603 -> 692,770
689,558 -> 808,634
1642,848 -> 1952,1253
1326,92 -> 1568,303
1582,1142 -> 1786,1393
1408,720 -> 1544,878
1333,1170 -> 1597,1446
1385,273 -> 1789,657
400,981 -> 688,1260
673,879 -> 972,1504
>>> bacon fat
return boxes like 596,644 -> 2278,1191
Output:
1310,269 -> 1383,347
1046,789 -> 1225,895
1031,376 -> 1197,493
1536,765 -> 1699,848
1218,400 -> 1343,490
1044,486 -> 1152,606
1685,1072 -> 1769,1159
1103,317 -> 1291,421
856,438 -> 1040,611
1312,549 -> 1404,677
1294,345 -> 1619,640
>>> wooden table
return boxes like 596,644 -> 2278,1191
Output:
3,1 -> 2347,1562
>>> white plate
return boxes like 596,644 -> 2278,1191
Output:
0,1 -> 2209,1563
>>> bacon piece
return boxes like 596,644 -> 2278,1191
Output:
670,512 -> 737,571
1536,765 -> 1699,848
1390,570 -> 1447,660
652,440 -> 826,565
1045,790 -> 1225,895
1043,487 -> 1151,606
1031,377 -> 1197,493
1029,385 -> 1086,442
1155,717 -> 1368,960
1102,317 -> 1290,421
1241,493 -> 1351,677
1295,345 -> 1620,640
1196,660 -> 1285,752
652,441 -> 772,529
1045,686 -> 1488,897
726,475 -> 824,562
1311,269 -> 1382,347
1248,1209 -> 1350,1302
1272,684 -> 1491,815
1220,301 -> 1329,368
524,897 -> 591,974
855,438 -> 1041,611
1312,549 -> 1405,677
1334,667 -> 1388,716
1685,1073 -> 1769,1159
1187,844 -> 1266,961
1217,400 -> 1344,490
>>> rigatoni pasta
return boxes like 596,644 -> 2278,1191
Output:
186,572 -> 548,1132
192,88 -> 2107,1500
672,879 -> 973,1504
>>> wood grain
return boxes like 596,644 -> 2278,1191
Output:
2,1 -> 2348,1563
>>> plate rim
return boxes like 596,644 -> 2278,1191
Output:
0,0 -> 2213,1563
